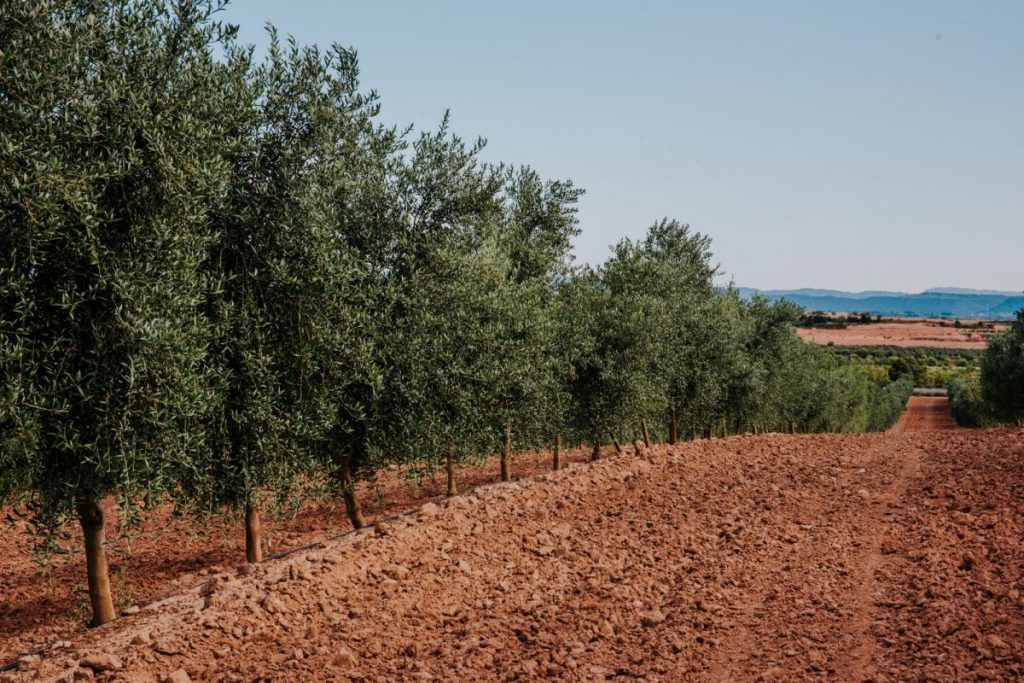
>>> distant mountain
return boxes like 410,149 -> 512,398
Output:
738,287 -> 1024,320
923,287 -> 1023,297
743,288 -> 905,300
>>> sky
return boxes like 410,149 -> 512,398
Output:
222,1 -> 1023,293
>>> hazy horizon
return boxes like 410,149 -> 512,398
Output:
224,1 -> 1023,292
737,285 -> 1024,295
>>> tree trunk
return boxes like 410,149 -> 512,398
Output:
691,427 -> 698,441
591,430 -> 601,461
611,434 -> 623,453
77,499 -> 116,627
791,421 -> 797,435
552,433 -> 561,471
500,424 -> 511,482
669,409 -> 678,445
641,419 -> 651,448
337,451 -> 365,529
245,501 -> 263,564
445,448 -> 458,496
720,417 -> 729,438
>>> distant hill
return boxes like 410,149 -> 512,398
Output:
756,288 -> 904,300
922,287 -> 1023,297
738,287 -> 1024,320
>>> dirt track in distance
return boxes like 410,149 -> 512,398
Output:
4,398 -> 1024,682
890,396 -> 960,432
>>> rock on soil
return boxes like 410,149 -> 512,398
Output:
78,653 -> 122,672
165,670 -> 190,683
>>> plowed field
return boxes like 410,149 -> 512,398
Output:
795,319 -> 1004,349
3,398 -> 1023,682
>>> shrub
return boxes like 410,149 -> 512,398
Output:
948,377 -> 995,428
980,310 -> 1024,423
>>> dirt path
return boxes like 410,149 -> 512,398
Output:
5,400 -> 1024,682
830,440 -> 923,680
700,433 -> 926,681
890,395 -> 959,432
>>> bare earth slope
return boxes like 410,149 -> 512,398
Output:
795,319 -> 1004,350
5,400 -> 1024,682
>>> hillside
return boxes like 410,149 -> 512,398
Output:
740,288 -> 1024,320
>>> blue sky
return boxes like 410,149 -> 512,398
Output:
222,1 -> 1023,293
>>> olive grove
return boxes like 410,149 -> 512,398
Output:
1,0 -> 913,626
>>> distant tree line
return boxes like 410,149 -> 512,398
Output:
836,347 -> 981,389
800,311 -> 876,328
0,0 -> 913,627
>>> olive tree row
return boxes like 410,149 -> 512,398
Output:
552,220 -> 912,450
2,0 -> 912,628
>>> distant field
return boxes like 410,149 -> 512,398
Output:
796,318 -> 1006,349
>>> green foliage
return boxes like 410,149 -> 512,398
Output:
854,363 -> 891,385
551,221 -> 910,442
379,145 -> 581,467
922,365 -> 964,388
188,30 -> 383,513
799,311 -> 874,328
867,377 -> 914,431
948,376 -> 994,428
1,0 -> 242,530
980,310 -> 1024,423
726,309 -> 911,435
838,346 -> 979,388
944,309 -> 1024,427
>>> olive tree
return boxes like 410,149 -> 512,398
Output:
362,122 -> 583,489
562,219 -> 731,446
192,32 -> 379,561
618,220 -> 728,440
369,123 -> 504,487
557,265 -> 667,453
0,0 -> 243,625
487,169 -> 583,462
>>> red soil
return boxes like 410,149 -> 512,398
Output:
1,445 -> 599,664
796,319 -> 1005,349
4,399 -> 1024,682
